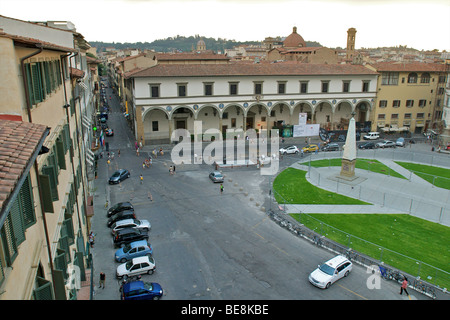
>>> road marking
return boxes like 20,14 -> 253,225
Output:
337,284 -> 368,300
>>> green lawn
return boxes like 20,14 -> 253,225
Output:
308,158 -> 407,179
395,161 -> 450,190
273,167 -> 369,205
272,165 -> 450,288
290,213 -> 450,288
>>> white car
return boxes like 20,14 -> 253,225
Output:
116,256 -> 156,279
279,145 -> 299,155
309,255 -> 352,289
111,219 -> 151,235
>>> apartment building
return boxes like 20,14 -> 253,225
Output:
368,62 -> 449,133
0,15 -> 97,300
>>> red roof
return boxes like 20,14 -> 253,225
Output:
0,120 -> 49,215
126,62 -> 378,78
371,62 -> 448,72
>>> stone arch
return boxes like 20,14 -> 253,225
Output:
314,100 -> 334,129
355,99 -> 373,123
142,106 -> 169,120
221,104 -> 246,131
292,102 -> 313,124
334,100 -> 353,130
195,104 -> 221,120
245,103 -> 270,131
142,107 -> 171,142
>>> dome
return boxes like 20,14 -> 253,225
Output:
283,26 -> 306,48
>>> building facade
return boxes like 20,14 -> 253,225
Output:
368,62 -> 449,134
125,62 -> 378,144
0,15 -> 97,300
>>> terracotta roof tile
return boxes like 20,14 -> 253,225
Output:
126,62 -> 378,79
0,119 -> 49,215
371,62 -> 448,72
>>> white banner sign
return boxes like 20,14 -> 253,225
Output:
293,124 -> 320,137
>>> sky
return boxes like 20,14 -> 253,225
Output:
1,0 -> 449,51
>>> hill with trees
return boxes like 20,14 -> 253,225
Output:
90,35 -> 322,53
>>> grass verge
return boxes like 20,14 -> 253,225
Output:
308,158 -> 407,179
395,161 -> 450,190
273,167 -> 368,205
290,213 -> 450,289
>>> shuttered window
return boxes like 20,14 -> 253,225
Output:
1,215 -> 18,266
39,174 -> 54,213
42,165 -> 58,201
33,276 -> 54,300
25,60 -> 63,107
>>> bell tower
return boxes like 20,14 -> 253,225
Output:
346,28 -> 357,61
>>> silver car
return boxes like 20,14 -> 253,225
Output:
111,219 -> 151,235
209,171 -> 224,183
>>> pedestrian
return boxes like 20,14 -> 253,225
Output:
118,149 -> 120,157
140,174 -> 143,184
400,277 -> 409,296
136,147 -> 140,156
220,184 -> 224,194
301,149 -> 304,157
143,161 -> 146,169
173,165 -> 176,175
99,272 -> 105,289
89,231 -> 95,248
169,166 -> 173,175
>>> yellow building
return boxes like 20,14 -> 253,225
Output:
0,15 -> 96,300
368,62 -> 448,134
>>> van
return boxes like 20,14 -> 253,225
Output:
363,132 -> 379,140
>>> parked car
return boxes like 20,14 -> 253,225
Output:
115,240 -> 153,263
321,143 -> 339,152
376,140 -> 396,148
107,210 -> 136,227
109,169 -> 130,184
209,171 -> 224,183
279,145 -> 299,155
113,228 -> 149,248
363,132 -> 380,140
116,256 -> 156,279
396,137 -> 405,147
308,255 -> 352,289
107,202 -> 134,218
121,281 -> 163,300
358,142 -> 376,149
111,219 -> 151,235
302,144 -> 319,153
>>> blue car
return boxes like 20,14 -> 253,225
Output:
115,240 -> 153,263
121,281 -> 163,300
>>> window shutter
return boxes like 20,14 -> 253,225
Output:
9,199 -> 26,245
39,174 -> 55,213
25,64 -> 35,106
33,276 -> 54,300
1,216 -> 18,266
42,165 -> 58,201
20,175 -> 36,228
31,63 -> 43,103
52,269 -> 67,300
56,138 -> 66,170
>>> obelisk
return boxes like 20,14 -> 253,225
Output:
339,113 -> 357,180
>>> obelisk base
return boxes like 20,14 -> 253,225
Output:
339,158 -> 358,181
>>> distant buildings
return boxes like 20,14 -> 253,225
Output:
101,27 -> 448,145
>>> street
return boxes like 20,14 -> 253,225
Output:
89,83 -> 435,301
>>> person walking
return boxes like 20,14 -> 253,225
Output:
99,272 -> 105,289
173,165 -> 176,175
89,232 -> 95,248
140,174 -> 143,184
220,184 -> 224,194
400,277 -> 409,296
